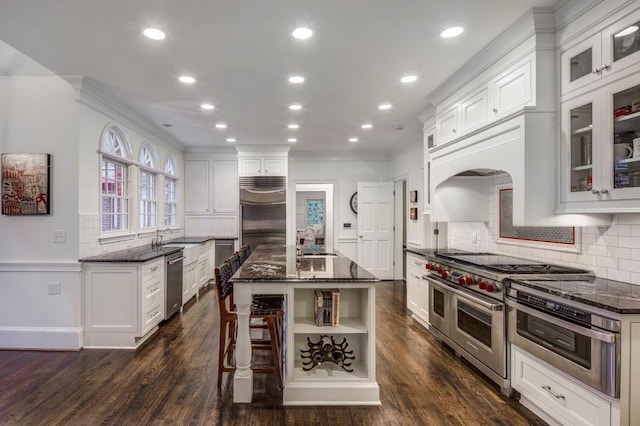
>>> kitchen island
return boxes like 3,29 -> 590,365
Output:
230,245 -> 381,405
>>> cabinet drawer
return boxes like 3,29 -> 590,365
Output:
142,259 -> 163,284
199,242 -> 211,257
142,301 -> 163,334
512,346 -> 611,426
143,278 -> 163,307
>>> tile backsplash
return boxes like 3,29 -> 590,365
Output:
447,193 -> 640,286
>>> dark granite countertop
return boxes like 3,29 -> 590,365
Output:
230,244 -> 379,283
511,277 -> 640,315
79,245 -> 182,263
163,236 -> 216,244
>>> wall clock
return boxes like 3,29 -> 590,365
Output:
349,192 -> 358,215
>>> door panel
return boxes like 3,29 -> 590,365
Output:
357,181 -> 394,279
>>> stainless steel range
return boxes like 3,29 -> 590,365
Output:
423,250 -> 593,396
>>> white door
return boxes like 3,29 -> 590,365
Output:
357,182 -> 394,280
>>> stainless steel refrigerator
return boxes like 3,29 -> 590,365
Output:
239,176 -> 286,249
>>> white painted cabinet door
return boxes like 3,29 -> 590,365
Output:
357,182 -> 394,280
436,104 -> 459,144
212,160 -> 238,213
239,158 -> 262,175
263,158 -> 286,175
460,87 -> 489,133
492,59 -> 532,118
561,33 -> 602,95
184,160 -> 211,214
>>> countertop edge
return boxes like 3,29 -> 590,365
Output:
79,246 -> 183,263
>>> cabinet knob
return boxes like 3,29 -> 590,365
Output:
493,108 -> 498,114
591,189 -> 600,195
452,129 -> 457,133
265,170 -> 268,173
600,64 -> 610,72
592,68 -> 600,75
600,189 -> 609,195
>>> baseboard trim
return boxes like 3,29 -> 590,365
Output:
0,326 -> 82,350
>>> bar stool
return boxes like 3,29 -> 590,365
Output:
214,262 -> 284,390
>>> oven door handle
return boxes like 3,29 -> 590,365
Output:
426,275 -> 503,311
506,298 -> 617,343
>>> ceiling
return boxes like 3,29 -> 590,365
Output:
0,0 -> 559,155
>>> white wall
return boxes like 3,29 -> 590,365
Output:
0,40 -> 81,349
389,138 -> 426,248
448,178 -> 640,286
288,156 -> 390,259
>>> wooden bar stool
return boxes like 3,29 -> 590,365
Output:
214,262 -> 284,390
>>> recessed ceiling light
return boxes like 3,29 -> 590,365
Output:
162,123 -> 173,127
143,27 -> 166,40
288,75 -> 305,84
226,138 -> 236,143
215,123 -> 227,129
292,27 -> 313,40
440,26 -> 464,38
201,103 -> 214,110
378,103 -> 392,110
615,25 -> 639,37
400,75 -> 418,83
179,75 -> 196,84
289,104 -> 302,110
361,123 -> 373,129
348,137 -> 359,143
288,138 -> 298,143
288,124 -> 299,129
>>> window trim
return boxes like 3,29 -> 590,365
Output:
139,168 -> 158,231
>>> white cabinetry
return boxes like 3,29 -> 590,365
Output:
185,159 -> 238,214
239,156 -> 286,176
184,156 -> 238,237
405,253 -> 429,328
559,64 -> 640,213
435,55 -> 534,146
285,283 -> 379,405
196,241 -> 212,287
560,9 -> 640,96
512,345 -> 614,426
83,257 -> 165,349
423,126 -> 434,214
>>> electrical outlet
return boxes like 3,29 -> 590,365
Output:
472,232 -> 478,244
52,230 -> 66,244
48,281 -> 61,295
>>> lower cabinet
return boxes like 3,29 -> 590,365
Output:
196,241 -> 213,287
182,261 -> 198,305
83,257 -> 165,349
406,253 -> 429,328
512,345 -> 616,426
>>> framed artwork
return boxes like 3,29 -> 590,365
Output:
410,190 -> 418,203
1,153 -> 51,215
409,207 -> 417,221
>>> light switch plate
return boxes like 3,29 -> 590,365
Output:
52,230 -> 66,244
48,281 -> 61,295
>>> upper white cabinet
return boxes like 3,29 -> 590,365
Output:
239,156 -> 286,176
185,159 -> 238,214
560,74 -> 640,212
184,160 -> 210,214
561,10 -> 640,96
434,55 -> 535,146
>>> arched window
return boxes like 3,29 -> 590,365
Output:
100,125 -> 132,233
164,155 -> 178,227
139,143 -> 159,230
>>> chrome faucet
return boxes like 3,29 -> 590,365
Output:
151,228 -> 173,247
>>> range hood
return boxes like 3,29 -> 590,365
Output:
429,112 -> 610,226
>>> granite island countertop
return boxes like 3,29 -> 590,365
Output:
79,245 -> 183,263
511,276 -> 640,315
230,244 -> 379,283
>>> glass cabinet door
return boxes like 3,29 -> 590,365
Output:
561,34 -> 602,94
612,83 -> 640,190
612,21 -> 640,63
570,103 -> 594,193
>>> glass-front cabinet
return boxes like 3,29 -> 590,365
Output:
561,76 -> 640,204
561,12 -> 640,95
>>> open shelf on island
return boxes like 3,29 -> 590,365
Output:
293,317 -> 367,334
292,358 -> 370,381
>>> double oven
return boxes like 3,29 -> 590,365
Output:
424,251 -> 592,397
506,279 -> 621,398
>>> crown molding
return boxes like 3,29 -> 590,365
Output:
64,76 -> 185,153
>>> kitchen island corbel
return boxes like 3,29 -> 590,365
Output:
230,245 -> 381,405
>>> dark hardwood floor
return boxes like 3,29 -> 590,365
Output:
0,281 -> 545,425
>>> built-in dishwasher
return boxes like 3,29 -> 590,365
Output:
165,250 -> 184,320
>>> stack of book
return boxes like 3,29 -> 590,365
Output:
314,288 -> 340,326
